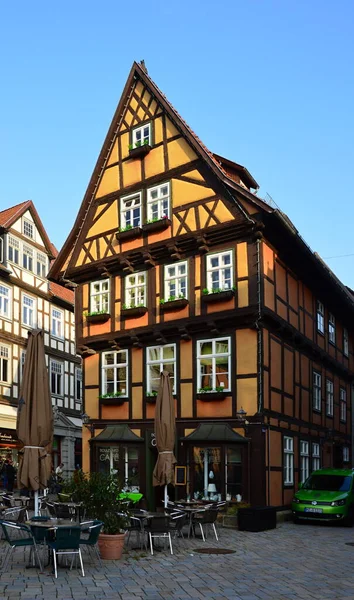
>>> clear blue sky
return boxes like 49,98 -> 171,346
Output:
1,1 -> 353,286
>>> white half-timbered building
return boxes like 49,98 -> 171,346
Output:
0,201 -> 82,483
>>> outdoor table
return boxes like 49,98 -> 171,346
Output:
179,505 -> 206,538
54,501 -> 83,521
27,518 -> 82,569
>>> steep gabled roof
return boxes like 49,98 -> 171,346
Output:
49,61 -> 260,281
0,200 -> 55,259
49,281 -> 74,305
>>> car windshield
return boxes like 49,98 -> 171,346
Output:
303,474 -> 352,492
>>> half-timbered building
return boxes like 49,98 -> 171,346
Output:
49,61 -> 354,508
0,201 -> 82,479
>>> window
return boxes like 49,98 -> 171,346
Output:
23,219 -> 34,239
197,337 -> 231,392
51,308 -> 64,339
0,344 -> 9,383
8,235 -> 19,264
22,295 -> 35,327
328,313 -> 335,345
326,379 -> 334,417
124,272 -> 146,308
36,252 -> 47,278
206,251 -> 233,292
317,301 -> 324,334
340,388 -> 347,422
22,245 -> 33,271
343,328 -> 349,357
102,350 -> 128,397
90,280 -> 110,313
284,436 -> 294,485
51,360 -> 63,396
146,344 -> 176,394
312,443 -> 320,472
164,261 -> 187,300
313,371 -> 321,411
343,447 -> 350,463
147,182 -> 170,221
120,192 -> 141,230
0,284 -> 11,319
132,122 -> 151,147
75,368 -> 82,402
300,441 -> 310,483
0,238 -> 3,262
97,445 -> 140,490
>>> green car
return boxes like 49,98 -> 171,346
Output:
292,468 -> 354,526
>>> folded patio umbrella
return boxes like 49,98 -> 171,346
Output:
153,370 -> 177,506
16,329 -> 53,515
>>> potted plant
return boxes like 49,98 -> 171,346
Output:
146,390 -> 158,403
99,391 -> 127,405
85,310 -> 110,324
142,215 -> 171,234
128,139 -> 151,158
197,386 -> 227,401
121,303 -> 147,317
159,294 -> 189,311
116,224 -> 142,242
201,287 -> 235,303
62,471 -> 130,560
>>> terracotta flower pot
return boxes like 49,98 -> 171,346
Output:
98,532 -> 126,560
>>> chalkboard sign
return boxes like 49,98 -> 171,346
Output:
175,466 -> 186,486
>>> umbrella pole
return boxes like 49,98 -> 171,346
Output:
164,485 -> 168,508
34,491 -> 39,517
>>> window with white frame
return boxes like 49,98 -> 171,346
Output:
51,308 -> 64,339
206,251 -> 233,292
22,294 -> 35,327
101,350 -> 128,397
326,379 -> 334,417
340,387 -> 347,422
164,262 -> 187,300
0,238 -> 3,263
8,235 -> 19,264
0,344 -> 10,383
50,360 -> 63,396
90,280 -> 110,314
75,367 -> 82,402
343,328 -> 349,357
36,252 -> 47,277
0,284 -> 11,319
313,371 -> 321,411
197,337 -> 231,392
22,245 -> 33,271
23,218 -> 34,239
147,182 -> 170,221
132,122 -> 151,148
343,447 -> 350,463
312,443 -> 320,472
146,344 -> 176,394
283,436 -> 294,485
328,313 -> 335,344
124,272 -> 146,308
300,440 -> 310,483
317,301 -> 324,334
120,192 -> 141,230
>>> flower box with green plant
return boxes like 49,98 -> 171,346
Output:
197,386 -> 228,401
142,215 -> 171,233
99,391 -> 127,404
146,390 -> 158,403
201,287 -> 235,303
84,310 -> 110,323
116,224 -> 142,241
159,294 -> 188,311
121,302 -> 147,318
128,139 -> 151,158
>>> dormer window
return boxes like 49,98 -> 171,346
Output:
36,252 -> 47,278
132,123 -> 151,148
8,236 -> 19,264
23,218 -> 34,239
23,245 -> 33,272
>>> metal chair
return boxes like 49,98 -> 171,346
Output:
192,509 -> 219,541
0,520 -> 43,571
47,525 -> 85,578
144,516 -> 174,555
3,507 -> 27,523
79,520 -> 104,566
126,515 -> 147,551
169,512 -> 188,546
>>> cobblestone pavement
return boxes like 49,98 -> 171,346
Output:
0,522 -> 354,599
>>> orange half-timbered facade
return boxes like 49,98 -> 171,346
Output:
50,62 -> 354,508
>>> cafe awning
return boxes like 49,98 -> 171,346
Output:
90,425 -> 144,443
182,423 -> 249,443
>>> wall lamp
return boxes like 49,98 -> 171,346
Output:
236,407 -> 249,425
81,412 -> 94,435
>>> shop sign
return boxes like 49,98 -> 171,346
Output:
0,431 -> 18,445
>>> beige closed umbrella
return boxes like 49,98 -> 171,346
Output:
16,329 -> 53,515
153,370 -> 177,507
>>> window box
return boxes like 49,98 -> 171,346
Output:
197,391 -> 228,402
86,312 -> 110,324
121,306 -> 147,318
129,144 -> 151,159
202,290 -> 235,304
116,226 -> 142,242
160,298 -> 189,312
145,394 -> 157,404
99,396 -> 128,406
142,218 -> 171,234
